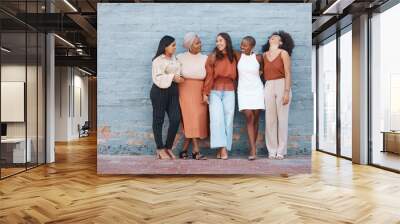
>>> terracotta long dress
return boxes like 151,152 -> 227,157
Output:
176,52 -> 209,139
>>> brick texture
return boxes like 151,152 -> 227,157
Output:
97,3 -> 313,157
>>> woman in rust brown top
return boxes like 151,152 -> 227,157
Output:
202,32 -> 238,160
262,31 -> 295,160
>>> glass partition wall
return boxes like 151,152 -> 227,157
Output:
316,26 -> 353,159
0,2 -> 46,179
339,27 -> 353,159
370,3 -> 400,171
317,35 -> 337,155
316,0 -> 400,172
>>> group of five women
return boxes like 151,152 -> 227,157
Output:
150,31 -> 295,161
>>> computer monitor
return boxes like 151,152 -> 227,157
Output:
1,123 -> 7,137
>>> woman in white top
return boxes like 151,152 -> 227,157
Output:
177,33 -> 208,160
237,36 -> 264,160
151,35 -> 184,160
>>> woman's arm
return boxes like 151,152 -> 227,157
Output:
152,58 -> 175,88
234,50 -> 241,62
172,58 -> 184,83
281,50 -> 291,105
203,54 -> 215,96
256,54 -> 264,76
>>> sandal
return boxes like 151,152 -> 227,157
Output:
216,149 -> 221,159
192,152 -> 207,160
165,149 -> 176,160
248,155 -> 256,161
248,149 -> 257,160
156,149 -> 170,160
276,154 -> 284,160
220,148 -> 228,160
179,150 -> 189,159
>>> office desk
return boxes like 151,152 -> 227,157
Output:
1,138 -> 31,163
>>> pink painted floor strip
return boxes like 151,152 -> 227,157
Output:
97,155 -> 311,175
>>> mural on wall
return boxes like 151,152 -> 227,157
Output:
97,3 -> 313,174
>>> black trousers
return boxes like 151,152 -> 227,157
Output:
150,83 -> 181,149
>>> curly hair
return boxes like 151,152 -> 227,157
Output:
261,31 -> 295,56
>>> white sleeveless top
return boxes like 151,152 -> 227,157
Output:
237,53 -> 265,111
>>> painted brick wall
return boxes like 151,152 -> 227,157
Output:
97,3 -> 312,157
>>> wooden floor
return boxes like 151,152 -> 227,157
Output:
1,136 -> 400,224
372,150 -> 400,171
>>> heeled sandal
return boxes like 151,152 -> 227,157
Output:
248,155 -> 256,161
179,150 -> 189,159
192,152 -> 207,160
248,149 -> 257,160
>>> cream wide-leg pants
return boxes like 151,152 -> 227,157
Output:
264,78 -> 292,156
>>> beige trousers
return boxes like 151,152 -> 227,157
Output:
264,78 -> 292,156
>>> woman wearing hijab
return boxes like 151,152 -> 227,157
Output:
151,35 -> 184,159
177,32 -> 208,160
261,31 -> 295,160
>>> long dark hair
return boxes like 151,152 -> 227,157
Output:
213,32 -> 235,62
261,31 -> 295,56
152,35 -> 175,61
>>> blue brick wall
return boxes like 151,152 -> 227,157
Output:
97,3 -> 313,157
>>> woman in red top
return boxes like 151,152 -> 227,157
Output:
262,31 -> 295,160
202,32 -> 238,160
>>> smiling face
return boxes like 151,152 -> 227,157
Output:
216,35 -> 227,52
269,34 -> 282,47
240,39 -> 253,55
190,37 -> 202,54
164,41 -> 176,56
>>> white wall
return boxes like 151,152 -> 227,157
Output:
1,64 -> 40,138
1,63 -> 46,164
55,66 -> 69,141
55,67 -> 89,141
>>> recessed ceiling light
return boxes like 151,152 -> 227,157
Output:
323,0 -> 354,15
78,67 -> 93,76
63,0 -> 78,12
1,47 -> 11,53
54,34 -> 75,48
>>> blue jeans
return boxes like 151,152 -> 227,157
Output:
209,90 -> 235,151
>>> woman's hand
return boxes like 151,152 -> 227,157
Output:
282,90 -> 290,105
173,74 -> 184,83
203,94 -> 209,104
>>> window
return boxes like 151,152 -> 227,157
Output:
370,3 -> 400,171
339,28 -> 352,158
317,36 -> 337,154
